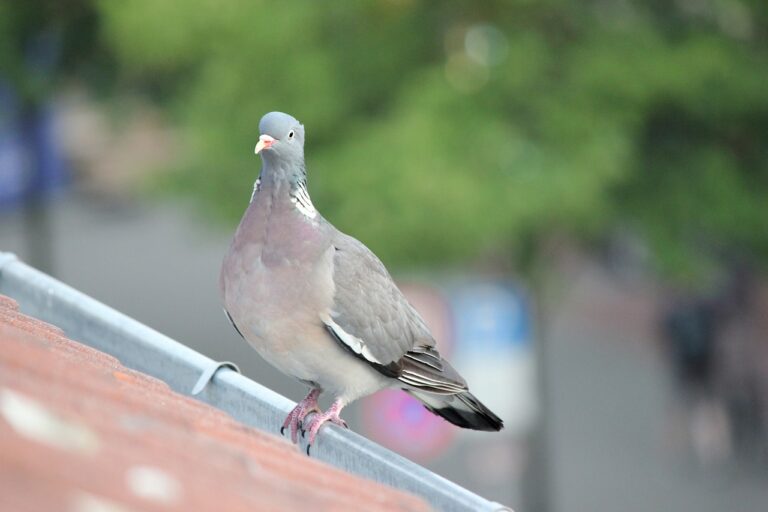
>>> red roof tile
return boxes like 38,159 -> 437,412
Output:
0,294 -> 431,512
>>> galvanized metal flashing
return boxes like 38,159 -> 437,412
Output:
0,252 -> 511,512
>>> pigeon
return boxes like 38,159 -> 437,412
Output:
220,111 -> 503,450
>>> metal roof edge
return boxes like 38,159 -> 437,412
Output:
0,252 -> 512,512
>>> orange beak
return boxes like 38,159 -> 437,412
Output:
254,134 -> 275,154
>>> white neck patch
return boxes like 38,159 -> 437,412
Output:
249,177 -> 261,203
290,180 -> 317,219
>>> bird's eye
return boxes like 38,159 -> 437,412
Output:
288,130 -> 295,140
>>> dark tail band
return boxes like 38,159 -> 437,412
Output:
408,390 -> 504,432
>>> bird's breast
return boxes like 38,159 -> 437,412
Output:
220,196 -> 335,339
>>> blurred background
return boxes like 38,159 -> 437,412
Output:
2,1 -> 768,510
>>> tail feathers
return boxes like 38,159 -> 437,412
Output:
408,390 -> 504,432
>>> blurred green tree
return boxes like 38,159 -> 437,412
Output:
0,1 -> 111,103
9,1 -> 768,281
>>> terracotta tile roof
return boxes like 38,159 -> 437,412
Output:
0,294 -> 431,512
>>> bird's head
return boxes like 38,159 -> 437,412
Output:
255,111 -> 305,168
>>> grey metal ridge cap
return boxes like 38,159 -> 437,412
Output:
0,252 -> 512,512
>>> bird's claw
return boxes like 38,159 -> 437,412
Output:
302,399 -> 347,449
283,396 -> 346,455
281,389 -> 321,444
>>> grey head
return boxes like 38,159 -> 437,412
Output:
255,112 -> 306,182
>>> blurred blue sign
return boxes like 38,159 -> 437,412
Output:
452,282 -> 531,353
0,81 -> 69,208
450,281 -> 536,433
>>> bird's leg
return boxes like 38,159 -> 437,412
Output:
304,398 -> 348,450
281,388 -> 321,444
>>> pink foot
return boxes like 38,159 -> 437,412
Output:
281,389 -> 321,444
304,399 -> 348,452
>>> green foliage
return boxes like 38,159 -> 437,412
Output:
9,1 -> 768,278
0,1 -> 108,104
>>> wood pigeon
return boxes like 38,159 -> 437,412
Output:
220,112 -> 503,451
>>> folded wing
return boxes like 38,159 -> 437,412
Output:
322,232 -> 466,394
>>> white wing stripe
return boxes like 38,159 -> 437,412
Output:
321,314 -> 383,365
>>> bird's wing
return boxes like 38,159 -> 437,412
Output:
322,231 -> 466,394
